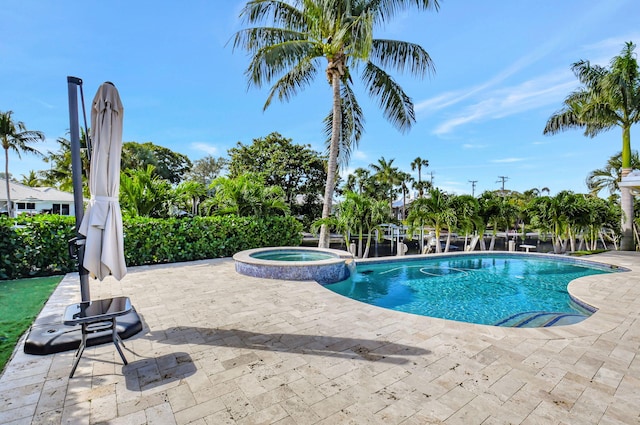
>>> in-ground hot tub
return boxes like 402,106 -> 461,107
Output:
233,247 -> 354,284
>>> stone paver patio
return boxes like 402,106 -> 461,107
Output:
1,251 -> 639,424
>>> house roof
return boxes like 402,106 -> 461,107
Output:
0,181 -> 75,203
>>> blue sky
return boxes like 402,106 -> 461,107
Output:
2,0 -> 639,196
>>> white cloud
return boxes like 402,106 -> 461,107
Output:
433,71 -> 577,135
462,143 -> 488,149
190,142 -> 218,155
491,157 -> 527,163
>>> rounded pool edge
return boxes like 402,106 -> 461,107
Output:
233,247 -> 355,284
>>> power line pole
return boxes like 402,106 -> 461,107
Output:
497,176 -> 509,196
469,180 -> 477,197
428,172 -> 435,186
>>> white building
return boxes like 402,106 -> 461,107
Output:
0,181 -> 78,218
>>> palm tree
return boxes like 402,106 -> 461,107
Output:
174,181 -> 207,216
410,156 -> 429,196
41,134 -> 91,193
120,165 -> 174,217
544,41 -> 640,250
233,0 -> 439,247
450,194 -> 480,251
407,188 -> 455,253
397,171 -> 413,220
205,174 -> 289,217
0,111 -> 45,216
318,191 -> 388,258
370,156 -> 401,216
20,170 -> 42,187
587,151 -> 640,196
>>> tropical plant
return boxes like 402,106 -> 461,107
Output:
544,41 -> 640,250
173,181 -> 207,216
227,132 -> 326,225
119,165 -> 174,217
397,171 -> 414,220
20,170 -> 42,187
370,156 -> 401,216
0,111 -> 45,216
313,190 -> 388,258
203,174 -> 289,217
450,194 -> 480,251
40,134 -> 90,193
586,151 -> 640,196
410,156 -> 429,197
406,188 -> 455,253
233,0 -> 439,247
528,191 -> 592,253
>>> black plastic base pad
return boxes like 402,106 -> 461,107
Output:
23,309 -> 143,355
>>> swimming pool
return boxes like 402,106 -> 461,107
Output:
250,249 -> 336,261
324,253 -> 621,327
233,247 -> 354,283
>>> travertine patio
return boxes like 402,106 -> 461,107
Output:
1,251 -> 639,424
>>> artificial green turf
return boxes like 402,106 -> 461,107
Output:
0,275 -> 62,373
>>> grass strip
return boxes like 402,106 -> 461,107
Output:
0,275 -> 62,372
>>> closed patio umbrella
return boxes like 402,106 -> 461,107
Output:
78,82 -> 127,281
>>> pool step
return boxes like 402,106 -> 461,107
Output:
494,311 -> 588,328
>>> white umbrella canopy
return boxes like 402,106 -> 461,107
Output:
78,82 -> 127,281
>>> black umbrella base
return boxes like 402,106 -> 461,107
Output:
23,308 -> 143,355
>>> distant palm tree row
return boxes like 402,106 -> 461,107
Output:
329,155 -> 621,257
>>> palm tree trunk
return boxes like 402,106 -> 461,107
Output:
4,147 -> 11,217
318,72 -> 342,248
620,180 -> 634,251
620,124 -> 634,251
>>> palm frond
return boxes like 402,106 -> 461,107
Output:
239,0 -> 307,32
370,39 -> 435,77
363,0 -> 440,25
245,39 -> 319,87
361,61 -> 414,132
263,58 -> 320,109
322,84 -> 365,169
233,27 -> 306,53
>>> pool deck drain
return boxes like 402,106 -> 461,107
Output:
1,251 -> 639,424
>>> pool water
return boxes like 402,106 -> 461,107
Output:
324,255 -> 616,327
250,249 -> 335,262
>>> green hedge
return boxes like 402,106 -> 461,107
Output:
0,215 -> 303,280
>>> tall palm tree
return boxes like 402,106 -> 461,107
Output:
410,156 -> 429,196
397,171 -> 413,220
233,0 -> 439,247
0,111 -> 45,217
370,156 -> 401,216
544,41 -> 640,250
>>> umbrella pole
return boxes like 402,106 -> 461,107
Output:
67,76 -> 90,302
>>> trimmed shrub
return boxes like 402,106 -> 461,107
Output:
0,214 -> 303,279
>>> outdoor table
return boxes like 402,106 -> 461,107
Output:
63,296 -> 131,378
520,244 -> 536,252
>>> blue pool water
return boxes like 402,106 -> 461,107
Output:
250,249 -> 335,261
324,254 -> 618,327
